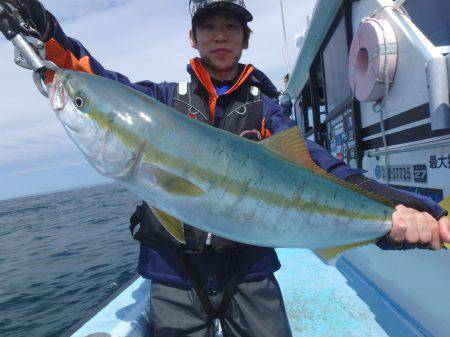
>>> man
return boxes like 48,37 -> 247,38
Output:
13,0 -> 450,336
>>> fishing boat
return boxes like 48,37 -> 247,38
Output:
284,0 -> 450,336
60,0 -> 450,336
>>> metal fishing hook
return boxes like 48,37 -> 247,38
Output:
0,0 -> 60,97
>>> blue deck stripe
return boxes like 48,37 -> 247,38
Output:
339,255 -> 433,337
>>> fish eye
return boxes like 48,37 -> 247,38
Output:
75,97 -> 84,108
74,92 -> 89,111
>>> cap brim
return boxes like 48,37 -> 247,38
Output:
194,2 -> 253,22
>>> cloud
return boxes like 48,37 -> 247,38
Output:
0,0 -> 317,200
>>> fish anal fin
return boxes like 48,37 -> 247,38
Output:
150,206 -> 186,244
260,126 -> 393,207
314,239 -> 376,264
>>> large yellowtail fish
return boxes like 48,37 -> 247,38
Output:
49,70 -> 397,257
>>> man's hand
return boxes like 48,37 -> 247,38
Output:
17,0 -> 50,39
390,205 -> 450,249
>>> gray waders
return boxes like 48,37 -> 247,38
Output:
149,252 -> 293,337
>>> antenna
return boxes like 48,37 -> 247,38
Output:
279,0 -> 290,89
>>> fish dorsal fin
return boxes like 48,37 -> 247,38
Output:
150,206 -> 186,244
260,126 -> 393,207
260,126 -> 319,170
314,239 -> 376,264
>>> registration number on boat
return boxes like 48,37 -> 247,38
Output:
380,165 -> 412,182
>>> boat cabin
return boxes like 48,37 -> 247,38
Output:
284,0 -> 450,204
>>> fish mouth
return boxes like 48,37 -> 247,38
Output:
49,72 -> 85,134
49,71 -> 89,135
49,72 -> 68,111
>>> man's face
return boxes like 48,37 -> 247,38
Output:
191,13 -> 246,74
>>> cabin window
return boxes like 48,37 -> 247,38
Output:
294,99 -> 301,125
297,85 -> 314,136
309,59 -> 327,146
322,16 -> 352,115
404,0 -> 450,47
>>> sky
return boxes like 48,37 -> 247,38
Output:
0,0 -> 317,201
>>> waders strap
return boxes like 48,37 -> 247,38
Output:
216,252 -> 240,319
181,251 -> 240,322
181,253 -> 217,321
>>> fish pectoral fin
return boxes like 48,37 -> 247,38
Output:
150,206 -> 186,244
314,239 -> 376,264
152,167 -> 205,197
439,197 -> 450,250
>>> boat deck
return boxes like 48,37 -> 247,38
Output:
68,247 -> 447,337
275,249 -> 425,337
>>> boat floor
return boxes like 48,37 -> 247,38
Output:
69,249 -> 432,337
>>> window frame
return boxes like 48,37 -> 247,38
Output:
300,1 -> 364,167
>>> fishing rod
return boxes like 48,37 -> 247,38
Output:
0,0 -> 58,97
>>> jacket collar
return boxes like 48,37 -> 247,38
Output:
187,58 -> 279,99
188,58 -> 254,98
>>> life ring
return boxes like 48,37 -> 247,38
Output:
349,19 -> 398,102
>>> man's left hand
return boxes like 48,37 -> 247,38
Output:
389,205 -> 450,249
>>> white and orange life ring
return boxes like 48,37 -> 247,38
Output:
349,19 -> 398,102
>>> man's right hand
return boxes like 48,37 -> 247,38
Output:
16,0 -> 50,39
390,205 -> 450,249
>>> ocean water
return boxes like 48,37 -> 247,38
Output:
0,183 -> 142,337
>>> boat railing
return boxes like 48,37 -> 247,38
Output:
365,137 -> 450,158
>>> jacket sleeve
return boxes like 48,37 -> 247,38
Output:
304,140 -> 446,218
308,142 -> 448,249
262,97 -> 448,249
261,96 -> 296,138
43,12 -> 174,105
